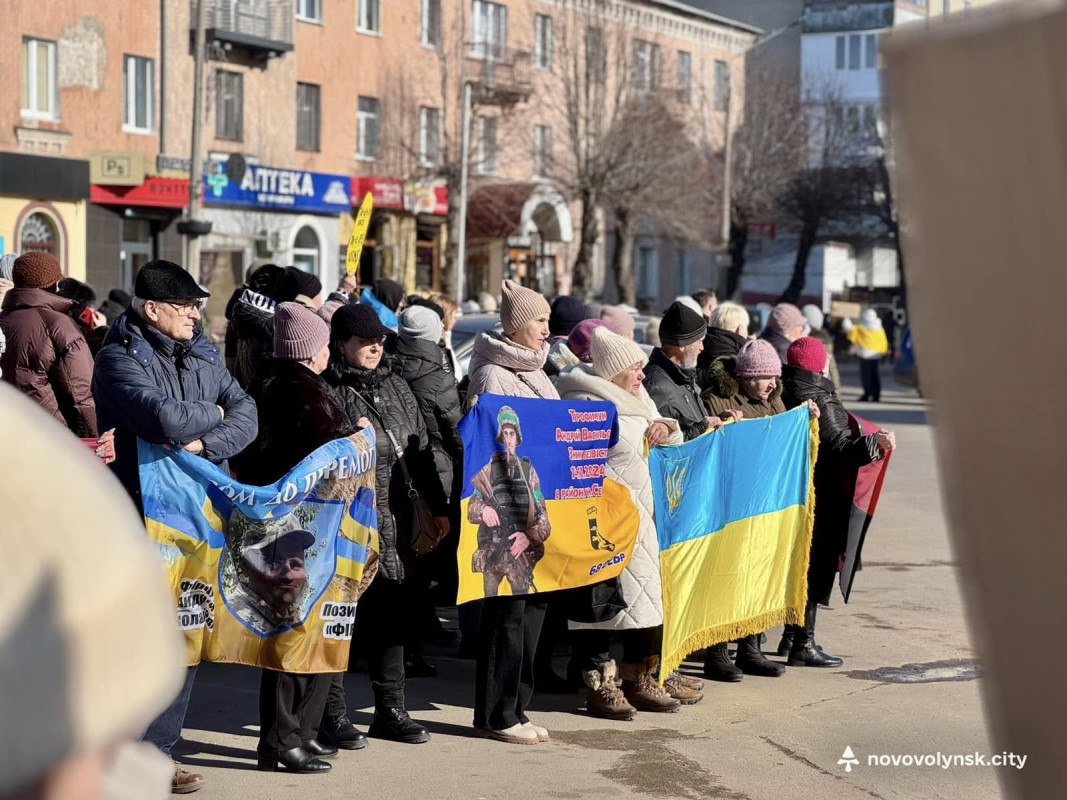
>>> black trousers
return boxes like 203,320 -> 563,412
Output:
474,595 -> 547,730
326,575 -> 408,716
572,626 -> 662,672
259,671 -> 331,753
860,358 -> 882,400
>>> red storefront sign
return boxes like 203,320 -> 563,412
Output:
351,177 -> 405,211
90,177 -> 190,209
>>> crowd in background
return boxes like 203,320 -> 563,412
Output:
0,251 -> 894,795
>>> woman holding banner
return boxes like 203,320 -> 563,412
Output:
557,327 -> 705,718
465,280 -> 558,745
701,338 -> 820,681
232,302 -> 356,774
325,303 -> 449,746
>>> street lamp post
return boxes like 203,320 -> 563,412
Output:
186,0 -> 208,276
456,81 -> 473,305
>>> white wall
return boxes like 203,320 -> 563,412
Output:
801,31 -> 885,105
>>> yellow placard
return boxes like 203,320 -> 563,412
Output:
346,192 -> 374,276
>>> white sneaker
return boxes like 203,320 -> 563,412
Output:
522,721 -> 550,742
487,723 -> 539,745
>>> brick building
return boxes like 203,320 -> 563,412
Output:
3,0 -> 758,315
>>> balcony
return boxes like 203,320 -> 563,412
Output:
194,0 -> 293,58
465,44 -> 533,106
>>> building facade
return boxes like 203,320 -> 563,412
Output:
3,0 -> 759,317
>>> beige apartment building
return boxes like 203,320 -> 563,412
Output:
3,0 -> 757,313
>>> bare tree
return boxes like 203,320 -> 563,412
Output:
775,91 -> 864,304
718,70 -> 806,299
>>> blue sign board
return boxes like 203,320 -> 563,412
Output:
203,163 -> 352,214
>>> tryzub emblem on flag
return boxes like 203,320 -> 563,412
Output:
664,457 -> 689,518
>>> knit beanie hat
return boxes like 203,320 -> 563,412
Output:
274,301 -> 330,360
318,298 -> 345,324
12,252 -> 63,289
659,301 -> 707,347
277,267 -> 323,304
500,279 -> 551,336
767,303 -> 807,335
549,296 -> 590,336
331,302 -> 391,343
599,305 -> 635,340
399,305 -> 444,344
787,336 -> 828,374
674,295 -> 704,317
0,253 -> 17,282
591,326 -> 648,380
736,339 -> 783,378
568,319 -> 612,362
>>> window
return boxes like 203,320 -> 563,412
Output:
296,0 -> 321,22
19,212 -> 59,260
123,55 -> 154,132
714,60 -> 730,112
865,33 -> 877,68
535,14 -> 553,70
633,40 -> 662,93
676,51 -> 691,105
419,106 -> 440,166
476,116 -> 497,175
21,38 -> 57,119
534,125 -> 552,178
863,104 -> 879,135
421,0 -> 441,47
636,244 -> 658,299
471,1 -> 507,61
835,35 -> 846,70
292,226 -> 320,276
297,82 -> 321,152
216,71 -> 243,141
357,96 -> 380,160
358,0 -> 381,33
586,26 -> 606,84
848,34 -> 861,70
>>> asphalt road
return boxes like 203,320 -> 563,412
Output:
178,364 -> 1005,800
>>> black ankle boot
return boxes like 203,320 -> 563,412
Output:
302,739 -> 338,759
257,746 -> 332,773
320,712 -> 368,750
703,642 -> 743,682
788,602 -> 843,667
735,634 -> 786,677
777,626 -> 797,657
369,706 -> 430,744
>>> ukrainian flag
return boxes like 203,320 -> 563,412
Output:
649,406 -> 818,677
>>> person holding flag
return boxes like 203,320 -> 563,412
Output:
557,327 -> 704,719
781,337 -> 896,666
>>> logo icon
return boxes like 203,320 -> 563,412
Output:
664,457 -> 689,518
324,180 -> 350,205
838,747 -> 859,774
586,506 -> 615,552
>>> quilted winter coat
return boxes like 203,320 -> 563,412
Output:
465,330 -> 559,407
556,364 -> 683,631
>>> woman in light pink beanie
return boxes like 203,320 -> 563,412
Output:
599,306 -> 636,340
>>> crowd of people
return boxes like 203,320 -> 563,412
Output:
0,251 -> 895,794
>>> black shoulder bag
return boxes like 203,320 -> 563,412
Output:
347,388 -> 441,556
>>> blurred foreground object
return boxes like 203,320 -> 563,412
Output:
886,4 -> 1067,796
0,383 -> 183,799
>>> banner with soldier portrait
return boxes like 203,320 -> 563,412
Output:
138,432 -> 379,673
456,395 -> 641,603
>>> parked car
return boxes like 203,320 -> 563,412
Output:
452,313 -> 502,380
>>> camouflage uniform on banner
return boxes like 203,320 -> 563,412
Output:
467,407 -> 551,597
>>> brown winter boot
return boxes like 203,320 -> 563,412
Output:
663,671 -> 704,705
620,658 -> 681,713
582,660 -> 637,721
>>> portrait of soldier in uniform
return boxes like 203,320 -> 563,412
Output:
467,406 -> 551,597
222,510 -> 319,635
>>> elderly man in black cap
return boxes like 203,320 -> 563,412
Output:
643,301 -> 735,443
92,259 -> 258,795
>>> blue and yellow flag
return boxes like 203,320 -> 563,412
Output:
650,407 -> 818,677
138,432 -> 378,673
457,395 -> 640,603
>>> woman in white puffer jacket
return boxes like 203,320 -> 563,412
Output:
556,326 -> 704,720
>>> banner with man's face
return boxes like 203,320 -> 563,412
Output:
138,432 -> 378,673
